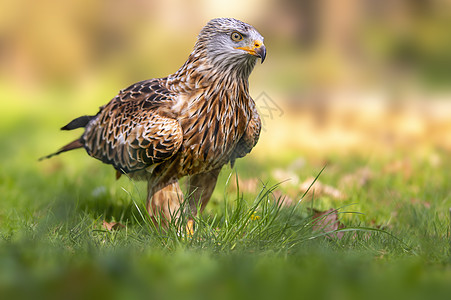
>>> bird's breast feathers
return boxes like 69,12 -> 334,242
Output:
173,89 -> 256,171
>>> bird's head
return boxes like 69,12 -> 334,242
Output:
194,18 -> 266,77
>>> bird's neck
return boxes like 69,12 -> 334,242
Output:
167,49 -> 254,97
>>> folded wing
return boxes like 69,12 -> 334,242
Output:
82,80 -> 183,173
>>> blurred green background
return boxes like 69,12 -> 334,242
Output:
1,0 -> 451,158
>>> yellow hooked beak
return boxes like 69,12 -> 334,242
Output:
235,40 -> 267,63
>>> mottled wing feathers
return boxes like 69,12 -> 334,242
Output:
82,79 -> 183,173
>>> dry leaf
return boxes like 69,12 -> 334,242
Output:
271,190 -> 295,206
311,208 -> 345,239
339,167 -> 373,189
287,157 -> 306,172
230,176 -> 260,193
102,220 -> 125,231
272,168 -> 300,185
300,177 -> 345,200
383,159 -> 412,180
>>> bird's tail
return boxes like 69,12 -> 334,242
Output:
38,138 -> 84,161
39,114 -> 95,161
60,115 -> 95,131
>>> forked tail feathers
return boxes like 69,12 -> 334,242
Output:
38,114 -> 95,161
38,139 -> 84,161
61,115 -> 95,130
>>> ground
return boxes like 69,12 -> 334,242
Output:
1,85 -> 451,300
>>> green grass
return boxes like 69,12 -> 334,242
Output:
1,104 -> 451,299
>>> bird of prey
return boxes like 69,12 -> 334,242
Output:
42,18 -> 266,229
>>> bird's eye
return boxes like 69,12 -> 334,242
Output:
231,31 -> 243,42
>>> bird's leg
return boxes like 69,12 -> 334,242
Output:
146,181 -> 183,230
186,168 -> 221,233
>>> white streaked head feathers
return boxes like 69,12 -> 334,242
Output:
194,18 -> 266,78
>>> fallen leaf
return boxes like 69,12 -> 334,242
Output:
383,159 -> 412,180
102,220 -> 125,231
339,167 -> 373,189
287,157 -> 306,172
311,208 -> 345,239
271,190 -> 295,206
300,177 -> 345,200
272,168 -> 300,185
230,176 -> 260,193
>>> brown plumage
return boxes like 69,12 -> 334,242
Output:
42,18 -> 266,227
